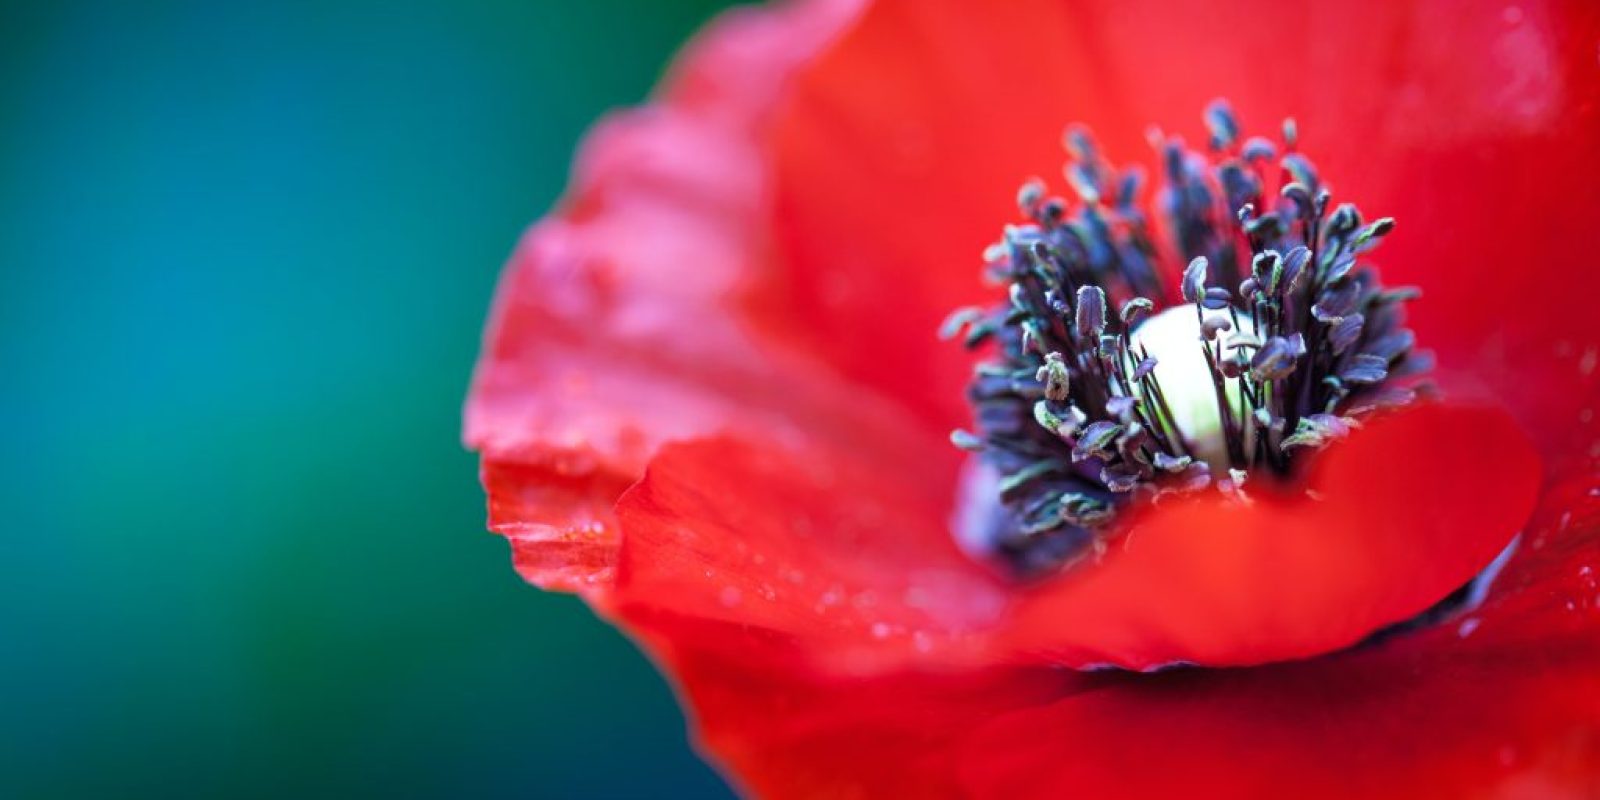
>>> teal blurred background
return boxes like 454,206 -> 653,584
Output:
1,1 -> 739,796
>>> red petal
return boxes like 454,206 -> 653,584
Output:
480,452 -> 634,592
626,470 -> 1599,798
958,471 -> 1600,799
636,613 -> 1072,800
613,435 -> 1001,673
767,0 -> 1600,456
959,639 -> 1600,799
610,404 -> 1540,674
464,0 -> 934,596
1001,403 -> 1541,669
765,0 -> 1095,431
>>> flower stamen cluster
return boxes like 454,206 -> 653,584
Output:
945,102 -> 1433,575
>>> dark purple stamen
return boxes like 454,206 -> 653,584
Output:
944,100 -> 1433,578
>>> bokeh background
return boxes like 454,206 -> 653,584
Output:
2,1 -> 741,796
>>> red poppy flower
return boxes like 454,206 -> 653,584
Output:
465,0 -> 1600,796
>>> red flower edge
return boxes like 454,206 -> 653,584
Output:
467,0 -> 1600,794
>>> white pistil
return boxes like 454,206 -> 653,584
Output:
1130,303 -> 1254,473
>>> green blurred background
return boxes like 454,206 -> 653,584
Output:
1,0 -> 740,796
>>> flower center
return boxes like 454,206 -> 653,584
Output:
945,101 -> 1433,578
1128,303 -> 1253,474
